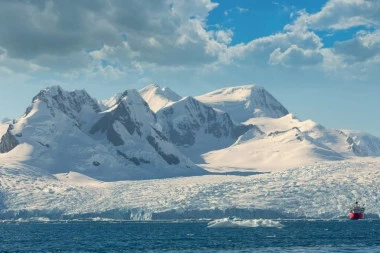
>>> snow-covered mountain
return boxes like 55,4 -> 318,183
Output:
196,85 -> 289,123
0,86 -> 205,180
201,114 -> 343,172
247,114 -> 380,157
139,84 -> 182,112
1,84 -> 380,221
156,96 -> 253,162
137,84 -> 380,172
2,84 -> 380,178
201,114 -> 380,172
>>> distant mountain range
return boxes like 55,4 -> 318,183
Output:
1,84 -> 380,180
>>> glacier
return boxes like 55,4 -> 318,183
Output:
0,159 -> 379,220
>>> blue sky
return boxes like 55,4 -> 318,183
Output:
0,0 -> 379,136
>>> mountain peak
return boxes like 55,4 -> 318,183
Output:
24,86 -> 100,120
139,84 -> 182,112
119,89 -> 147,104
199,84 -> 262,101
196,84 -> 289,123
102,89 -> 149,110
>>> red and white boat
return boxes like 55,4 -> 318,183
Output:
349,201 -> 365,220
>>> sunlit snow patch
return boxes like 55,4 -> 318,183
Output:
207,217 -> 284,228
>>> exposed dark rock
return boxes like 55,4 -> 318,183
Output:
113,102 -> 142,136
24,86 -> 101,128
90,95 -> 149,146
117,150 -> 150,165
347,136 -> 366,156
0,125 -> 19,153
152,127 -> 168,141
37,141 -> 50,148
158,97 -> 252,147
147,135 -> 180,165
90,115 -> 124,146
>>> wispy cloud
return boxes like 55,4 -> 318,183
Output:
224,6 -> 249,16
236,7 -> 249,13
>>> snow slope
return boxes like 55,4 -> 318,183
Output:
201,114 -> 380,173
247,114 -> 380,157
196,85 -> 289,123
139,84 -> 182,112
0,158 -> 379,220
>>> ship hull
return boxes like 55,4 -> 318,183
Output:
349,213 -> 364,220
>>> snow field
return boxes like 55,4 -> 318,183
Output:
0,158 -> 379,220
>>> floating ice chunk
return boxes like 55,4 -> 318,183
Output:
207,217 -> 284,228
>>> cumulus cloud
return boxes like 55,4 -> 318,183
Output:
0,0 -> 227,71
0,0 -> 379,86
269,45 -> 324,67
0,0 -> 120,60
221,28 -> 323,67
333,30 -> 380,63
291,0 -> 380,31
283,0 -> 380,73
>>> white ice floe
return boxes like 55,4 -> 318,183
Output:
207,217 -> 284,228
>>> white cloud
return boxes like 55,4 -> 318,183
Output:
333,30 -> 380,64
269,45 -> 324,67
0,0 -> 379,91
221,28 -> 323,67
277,0 -> 380,79
236,7 -> 249,13
215,30 -> 233,44
291,0 -> 380,31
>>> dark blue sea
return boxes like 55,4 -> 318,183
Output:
1,219 -> 379,252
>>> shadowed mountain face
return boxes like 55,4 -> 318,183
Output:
25,86 -> 102,127
156,96 -> 252,162
90,90 -> 154,146
0,125 -> 19,153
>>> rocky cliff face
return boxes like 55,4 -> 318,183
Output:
156,96 -> 253,162
91,90 -> 155,146
0,125 -> 19,153
340,130 -> 380,157
24,86 -> 101,129
91,89 -> 198,170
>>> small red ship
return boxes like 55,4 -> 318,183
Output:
349,201 -> 365,220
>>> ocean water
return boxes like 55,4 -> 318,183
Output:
0,219 -> 379,252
